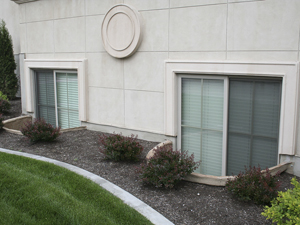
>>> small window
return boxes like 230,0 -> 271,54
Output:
35,70 -> 80,129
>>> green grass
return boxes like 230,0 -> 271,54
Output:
0,152 -> 153,225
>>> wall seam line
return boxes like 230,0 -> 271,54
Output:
226,0 -> 229,60
297,19 -> 300,60
168,0 -> 170,58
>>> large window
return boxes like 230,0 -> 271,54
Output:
35,70 -> 80,129
179,76 -> 281,176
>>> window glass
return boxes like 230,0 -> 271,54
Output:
36,71 -> 80,129
36,71 -> 56,127
180,77 -> 281,176
227,79 -> 281,175
56,72 -> 80,129
181,78 -> 224,176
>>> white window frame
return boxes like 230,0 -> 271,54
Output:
165,60 -> 300,160
177,75 -> 229,175
24,59 -> 88,122
35,70 -> 79,128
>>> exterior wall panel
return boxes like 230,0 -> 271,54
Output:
54,17 -> 85,53
227,0 -> 300,51
85,15 -> 105,52
25,0 -> 54,22
169,5 -> 227,51
27,21 -> 54,53
124,52 -> 166,92
138,10 -> 169,52
86,53 -> 123,89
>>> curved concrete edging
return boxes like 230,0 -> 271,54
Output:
0,148 -> 174,225
3,115 -> 87,135
146,141 -> 291,186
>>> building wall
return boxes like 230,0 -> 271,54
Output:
17,0 -> 300,164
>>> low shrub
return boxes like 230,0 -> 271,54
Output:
0,99 -> 11,114
136,145 -> 200,189
0,114 -> 3,129
21,118 -> 60,143
0,91 -> 9,101
225,165 -> 281,205
99,133 -> 143,162
262,177 -> 300,224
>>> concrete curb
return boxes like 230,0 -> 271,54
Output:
0,148 -> 174,225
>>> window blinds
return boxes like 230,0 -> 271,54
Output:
36,71 -> 80,129
227,79 -> 281,175
36,71 -> 56,127
56,72 -> 80,129
181,77 -> 281,176
181,78 -> 224,176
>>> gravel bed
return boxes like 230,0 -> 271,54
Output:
0,99 -> 299,225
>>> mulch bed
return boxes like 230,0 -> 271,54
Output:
0,99 -> 299,225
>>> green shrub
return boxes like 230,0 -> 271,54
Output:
99,133 -> 143,162
262,177 -> 300,224
0,91 -> 9,101
0,114 -> 3,129
0,99 -> 11,114
225,165 -> 281,205
21,118 -> 61,143
136,145 -> 200,189
0,20 -> 18,100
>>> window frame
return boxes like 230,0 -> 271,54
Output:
177,75 -> 229,176
165,61 -> 299,162
226,77 -> 282,175
177,74 -> 283,175
34,69 -> 80,128
24,59 -> 88,122
54,70 -> 80,128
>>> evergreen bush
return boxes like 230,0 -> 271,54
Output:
0,91 -> 9,101
0,99 -> 11,114
0,20 -> 18,100
0,114 -> 3,129
0,90 -> 10,113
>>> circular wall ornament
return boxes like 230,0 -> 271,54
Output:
101,4 -> 143,58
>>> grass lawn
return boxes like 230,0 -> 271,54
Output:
0,152 -> 152,225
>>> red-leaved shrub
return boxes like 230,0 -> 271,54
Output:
136,145 -> 200,189
226,165 -> 281,205
21,118 -> 60,143
99,133 -> 143,162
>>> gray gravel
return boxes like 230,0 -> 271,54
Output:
1,99 -> 299,225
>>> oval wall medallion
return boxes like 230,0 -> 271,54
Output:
101,4 -> 143,58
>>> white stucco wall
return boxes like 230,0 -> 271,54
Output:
0,0 -> 20,54
15,0 -> 300,160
